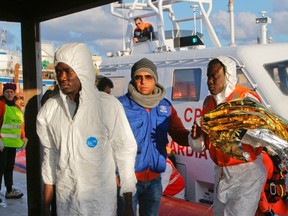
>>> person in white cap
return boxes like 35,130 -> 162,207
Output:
37,43 -> 137,216
190,56 -> 266,216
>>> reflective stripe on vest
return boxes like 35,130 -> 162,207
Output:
1,134 -> 21,138
1,104 -> 24,148
2,124 -> 21,129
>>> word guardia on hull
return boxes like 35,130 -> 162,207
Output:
201,97 -> 288,169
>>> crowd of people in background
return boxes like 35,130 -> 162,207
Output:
1,19 -> 287,215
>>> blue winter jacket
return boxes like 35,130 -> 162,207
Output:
118,94 -> 171,173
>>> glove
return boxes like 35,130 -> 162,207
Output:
191,121 -> 202,139
264,209 -> 275,216
234,129 -> 247,140
0,139 -> 4,152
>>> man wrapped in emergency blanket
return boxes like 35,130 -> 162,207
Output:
201,97 -> 288,170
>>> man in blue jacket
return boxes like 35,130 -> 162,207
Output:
118,58 -> 190,216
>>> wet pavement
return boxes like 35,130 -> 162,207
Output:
0,171 -> 28,216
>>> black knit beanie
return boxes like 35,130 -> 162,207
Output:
131,58 -> 158,82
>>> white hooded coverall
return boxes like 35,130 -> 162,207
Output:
189,56 -> 266,216
37,43 -> 137,216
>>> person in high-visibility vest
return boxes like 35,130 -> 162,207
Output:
0,83 -> 28,202
161,157 -> 185,199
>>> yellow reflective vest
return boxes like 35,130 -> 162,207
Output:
1,104 -> 24,148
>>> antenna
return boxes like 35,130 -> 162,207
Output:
0,29 -> 7,47
256,11 -> 272,44
121,0 -> 125,51
256,28 -> 260,44
191,5 -> 198,36
16,46 -> 22,52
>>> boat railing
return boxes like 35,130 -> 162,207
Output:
110,0 -> 220,56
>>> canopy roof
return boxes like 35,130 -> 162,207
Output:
0,0 -> 115,22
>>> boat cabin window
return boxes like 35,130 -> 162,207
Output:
172,68 -> 201,101
264,61 -> 288,96
236,69 -> 254,90
108,76 -> 126,97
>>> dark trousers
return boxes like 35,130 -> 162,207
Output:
0,147 -> 16,191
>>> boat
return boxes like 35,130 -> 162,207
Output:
97,0 -> 288,214
0,47 -> 22,90
0,40 -> 57,98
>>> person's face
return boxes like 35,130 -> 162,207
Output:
103,86 -> 112,94
55,62 -> 81,101
3,89 -> 15,101
134,71 -> 156,95
207,63 -> 226,95
135,19 -> 143,29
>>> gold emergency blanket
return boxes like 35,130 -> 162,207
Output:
201,97 -> 288,166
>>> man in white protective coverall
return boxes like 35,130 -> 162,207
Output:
189,56 -> 266,216
37,43 -> 137,216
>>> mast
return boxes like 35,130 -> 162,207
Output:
256,11 -> 272,44
0,29 -> 6,48
228,0 -> 235,46
192,5 -> 198,36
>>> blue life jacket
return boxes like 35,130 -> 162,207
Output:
118,94 -> 171,173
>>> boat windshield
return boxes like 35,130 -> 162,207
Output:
264,60 -> 288,96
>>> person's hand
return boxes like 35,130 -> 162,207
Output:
123,192 -> 134,216
0,139 -> 4,152
116,175 -> 120,187
264,209 -> 275,216
123,206 -> 134,216
42,204 -> 51,216
43,184 -> 54,216
234,129 -> 247,140
20,137 -> 28,150
191,121 -> 202,139
133,37 -> 139,43
22,137 -> 28,145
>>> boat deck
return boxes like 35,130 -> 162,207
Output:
0,171 -> 28,216
1,150 -> 213,216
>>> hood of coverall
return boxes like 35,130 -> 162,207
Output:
213,55 -> 238,104
54,42 -> 98,104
